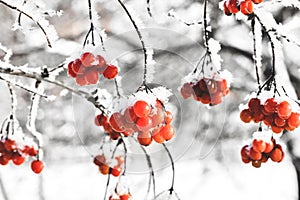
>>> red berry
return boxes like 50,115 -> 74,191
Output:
271,125 -> 284,134
93,155 -> 106,166
287,112 -> 300,128
133,101 -> 151,118
270,148 -> 283,162
75,75 -> 88,86
241,145 -> 250,158
151,128 -> 165,144
81,52 -> 95,67
111,166 -> 122,177
0,156 -> 9,165
227,0 -> 239,14
95,114 -> 108,126
120,194 -> 131,200
223,2 -> 232,16
85,69 -> 99,85
72,59 -> 85,74
124,107 -> 138,124
180,83 -> 193,99
137,132 -> 152,146
274,115 -> 285,127
242,156 -> 251,164
159,124 -> 175,141
67,62 -> 77,78
240,109 -> 252,123
249,147 -> 262,161
31,160 -> 44,174
248,98 -> 261,113
109,113 -> 126,132
252,160 -> 262,168
240,0 -> 253,15
253,111 -> 264,123
136,117 -> 152,131
264,98 -> 277,113
96,55 -> 107,68
276,101 -> 292,119
165,111 -> 173,124
264,141 -> 274,153
252,139 -> 266,153
200,93 -> 211,104
99,164 -> 110,175
12,153 -> 25,165
4,139 -> 16,151
103,65 -> 118,79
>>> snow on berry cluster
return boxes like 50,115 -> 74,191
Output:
180,70 -> 230,106
95,87 -> 175,146
109,193 -> 131,200
223,0 -> 263,16
0,137 -> 44,173
93,154 -> 124,177
240,97 -> 300,134
240,131 -> 284,168
67,52 -> 118,86
108,176 -> 132,200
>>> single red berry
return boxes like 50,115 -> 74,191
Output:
164,111 -> 173,124
159,124 -> 175,141
270,148 -> 283,162
276,101 -> 292,119
180,83 -> 193,99
227,0 -> 239,14
252,139 -> 266,153
67,62 -> 77,77
12,153 -> 25,165
81,52 -> 95,67
111,166 -> 122,177
241,145 -> 250,158
200,93 -> 211,104
223,1 -> 232,16
264,98 -> 277,113
95,114 -> 108,126
271,125 -> 284,134
242,156 -> 251,164
252,0 -> 263,4
96,55 -> 107,68
93,155 -> 106,166
4,139 -> 16,151
109,113 -> 126,132
210,92 -> 223,106
103,65 -> 118,79
99,164 -> 110,175
252,160 -> 262,168
137,132 -> 152,146
136,117 -> 152,131
72,59 -> 85,75
248,98 -> 261,113
264,141 -> 274,153
124,107 -> 138,124
120,194 -> 131,200
253,111 -> 264,123
31,160 -> 44,174
240,0 -> 253,15
0,156 -> 9,165
287,112 -> 300,128
151,129 -> 165,144
249,147 -> 262,161
274,115 -> 286,127
133,101 -> 151,118
240,109 -> 253,123
85,69 -> 99,85
75,75 -> 88,86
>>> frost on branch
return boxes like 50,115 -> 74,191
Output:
145,48 -> 156,83
0,43 -> 12,63
207,38 -> 222,71
0,0 -> 58,47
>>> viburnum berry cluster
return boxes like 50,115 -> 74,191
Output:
93,154 -> 124,177
223,0 -> 263,16
67,52 -> 119,86
180,77 -> 229,106
108,99 -> 174,146
241,135 -> 284,168
240,97 -> 300,134
0,137 -> 44,173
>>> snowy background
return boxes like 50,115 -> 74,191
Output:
1,0 -> 300,199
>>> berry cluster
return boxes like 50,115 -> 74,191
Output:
240,98 -> 300,133
180,78 -> 229,106
109,100 -> 175,146
223,0 -> 263,16
241,138 -> 284,168
68,52 -> 118,86
0,138 -> 44,173
93,154 -> 123,177
109,193 -> 132,200
95,114 -> 123,140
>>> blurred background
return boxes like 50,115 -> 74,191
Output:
1,0 -> 300,199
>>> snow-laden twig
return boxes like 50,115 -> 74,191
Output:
26,82 -> 43,154
0,43 -> 12,63
251,18 -> 263,87
0,0 -> 57,47
168,9 -> 202,26
116,0 -> 149,85
146,0 -> 152,17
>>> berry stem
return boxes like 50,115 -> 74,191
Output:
103,171 -> 111,200
168,11 -> 202,26
83,0 -> 105,51
146,0 -> 152,17
255,15 -> 277,96
121,138 -> 127,175
203,0 -> 210,55
0,0 -> 52,47
251,18 -> 261,88
162,143 -> 175,194
6,82 -> 16,135
114,78 -> 121,98
116,0 -> 148,85
17,0 -> 27,26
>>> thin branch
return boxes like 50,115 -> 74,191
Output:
146,0 -> 152,17
251,18 -> 261,87
6,82 -> 16,135
116,0 -> 148,85
168,11 -> 202,26
17,0 -> 28,26
203,0 -> 210,54
162,143 -> 175,194
0,0 -> 53,47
